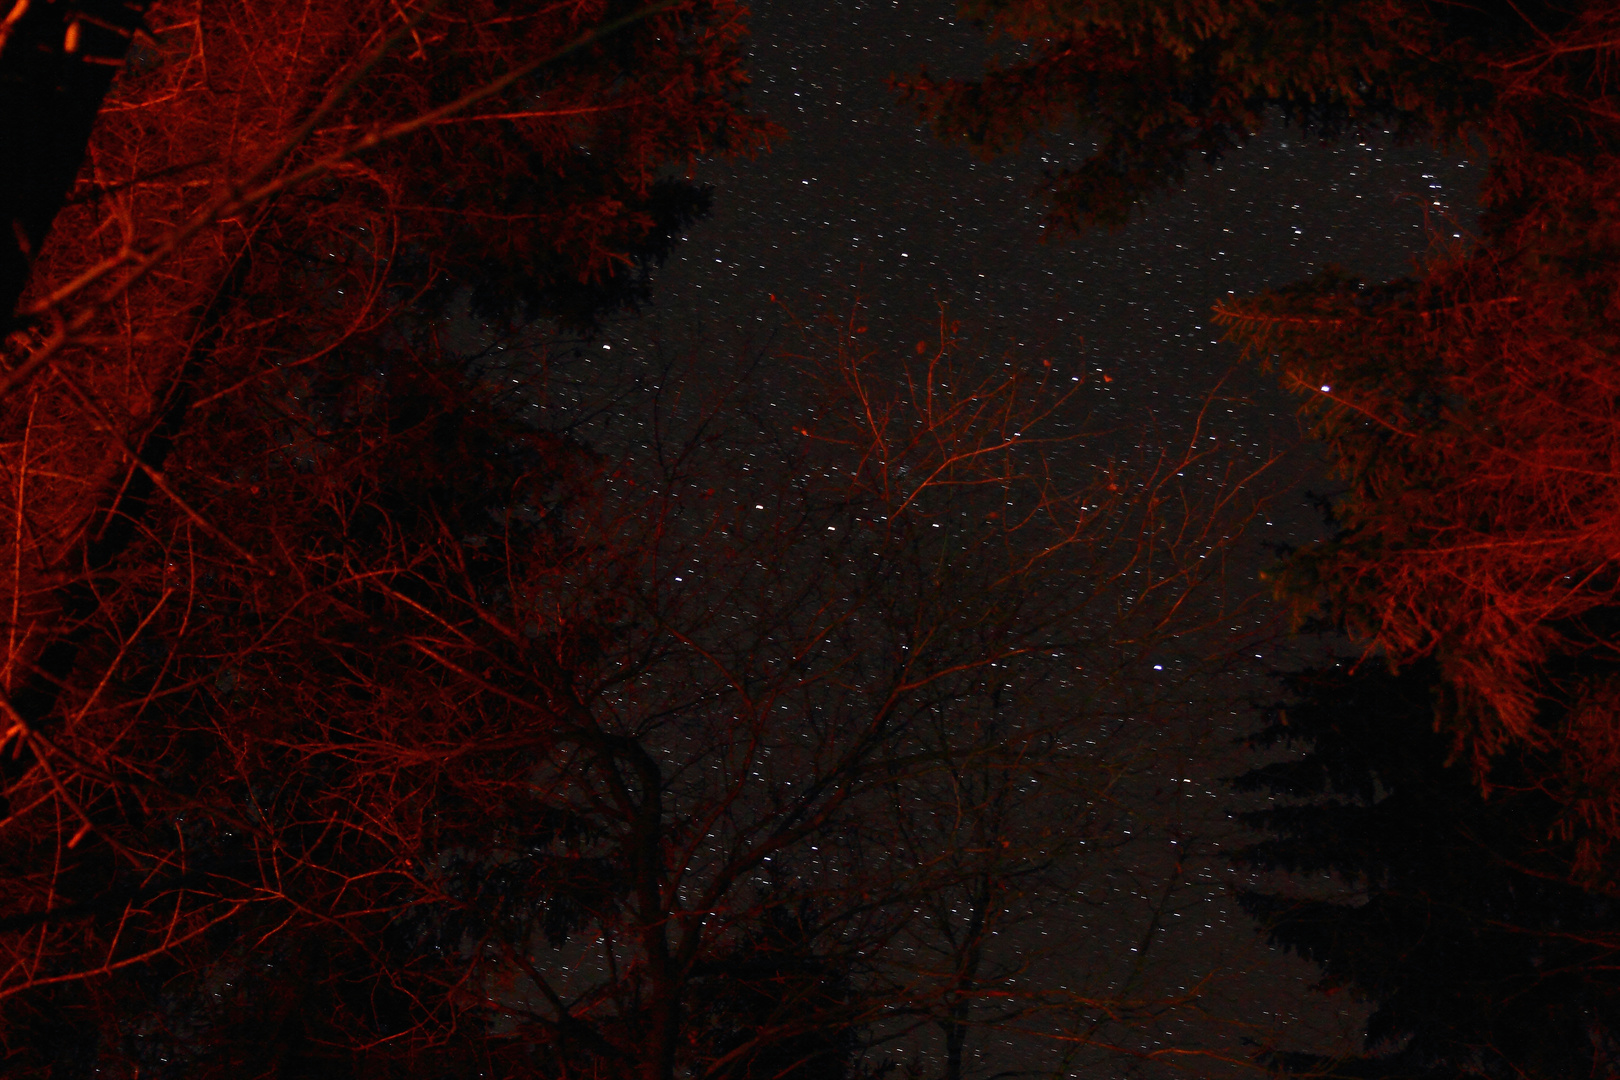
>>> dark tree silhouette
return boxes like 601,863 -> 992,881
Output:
1230,651 -> 1620,1078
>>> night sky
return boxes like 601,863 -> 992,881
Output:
583,1 -> 1480,1073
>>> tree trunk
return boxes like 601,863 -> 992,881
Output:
0,0 -> 153,334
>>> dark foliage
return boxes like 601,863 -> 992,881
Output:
1230,653 -> 1620,1078
897,0 -> 1618,233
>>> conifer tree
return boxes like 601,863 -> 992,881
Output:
1231,653 -> 1620,1078
903,0 -> 1620,843
1210,143 -> 1620,841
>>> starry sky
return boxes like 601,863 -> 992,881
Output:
586,0 -> 1480,1074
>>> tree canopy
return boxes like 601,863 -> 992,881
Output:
903,0 -> 1620,862
894,0 -> 1618,231
1209,143 -> 1620,862
902,16 -> 1620,1071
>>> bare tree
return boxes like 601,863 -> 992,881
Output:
0,288 -> 1283,1077
0,0 -> 775,781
